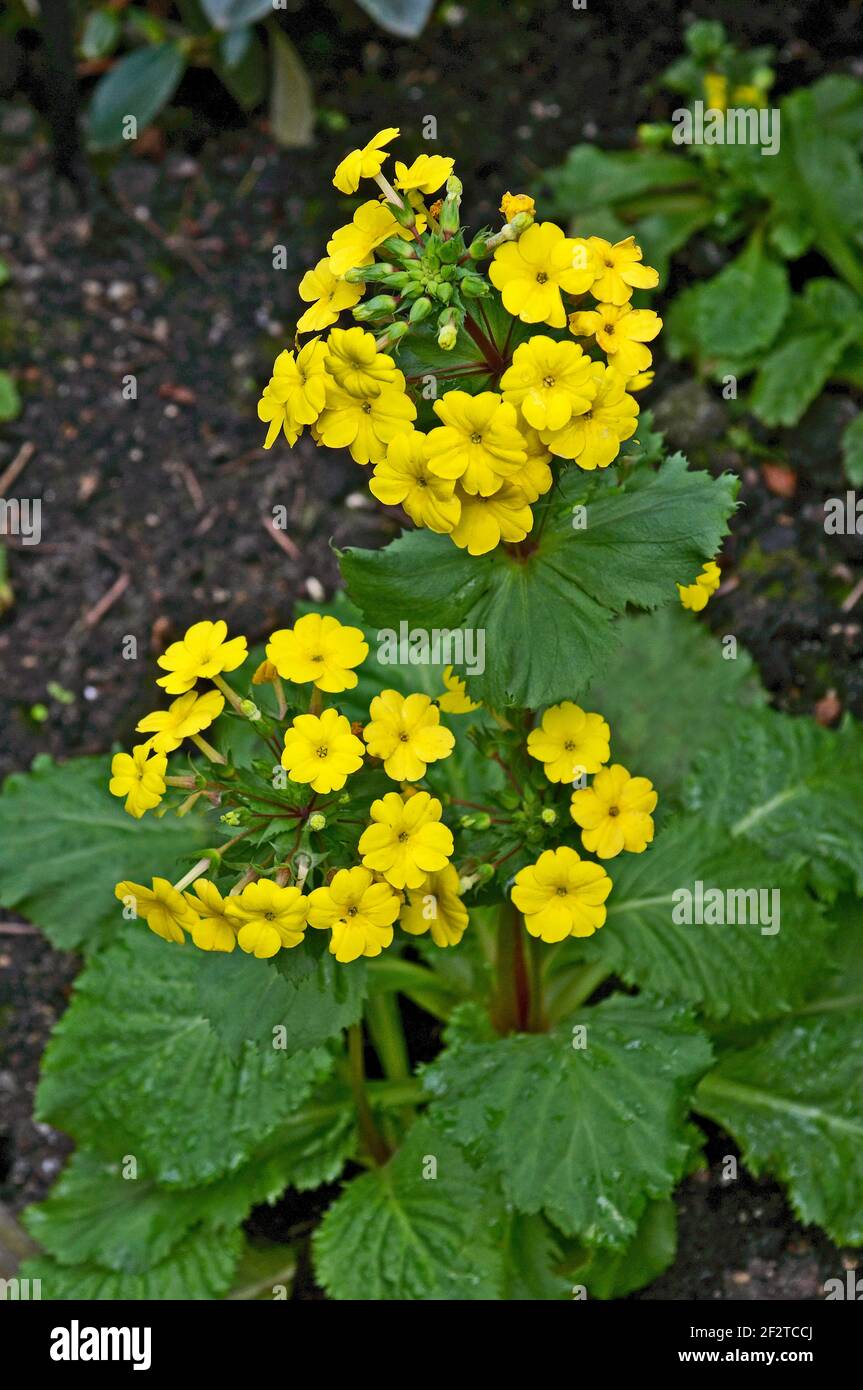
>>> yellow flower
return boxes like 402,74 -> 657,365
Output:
438,665 -> 481,714
394,154 -> 454,194
363,690 -> 455,781
315,378 -> 416,466
267,613 -> 368,692
327,201 -> 401,278
568,303 -> 662,379
252,659 -> 279,685
136,689 -> 225,755
627,369 -> 654,392
508,423 -> 553,502
499,191 -> 536,221
228,879 -> 308,958
527,701 -> 610,784
156,620 -> 248,695
183,879 -> 238,952
426,390 -> 526,496
369,430 -> 460,533
489,222 -> 596,328
540,364 -> 638,470
678,560 -> 721,612
281,708 -> 365,794
297,258 -> 363,334
582,235 -> 659,307
570,764 -> 657,859
307,866 -> 401,962
500,336 -> 598,433
400,864 -> 468,947
359,790 -> 453,890
109,744 -> 167,819
257,339 -> 332,449
704,72 -> 728,113
325,327 -> 402,398
333,127 -> 399,195
511,846 -> 612,942
114,876 -> 200,944
449,481 -> 532,555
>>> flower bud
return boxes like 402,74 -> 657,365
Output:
476,862 -> 495,883
252,659 -> 278,686
508,210 -> 534,238
309,812 -> 327,831
439,175 -> 463,235
460,274 -> 489,299
409,295 -> 433,323
376,321 -> 409,350
473,812 -> 492,830
353,295 -> 399,321
540,807 -> 558,826
239,698 -> 261,722
499,191 -> 535,221
437,307 -> 460,350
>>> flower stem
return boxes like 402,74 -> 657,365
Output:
492,900 -> 531,1034
347,1023 -> 390,1166
191,733 -> 226,764
365,992 -> 410,1082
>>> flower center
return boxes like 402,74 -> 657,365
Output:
608,806 -> 620,818
399,733 -> 410,742
564,740 -> 575,751
264,911 -> 276,920
346,906 -> 358,917
397,831 -> 409,842
556,886 -> 567,897
604,324 -> 615,335
543,375 -> 555,388
470,432 -> 482,445
316,746 -> 329,759
536,271 -> 549,284
361,402 -> 372,414
311,653 -> 324,662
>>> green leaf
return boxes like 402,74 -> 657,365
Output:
686,709 -> 863,895
0,756 -> 210,952
340,454 -> 738,709
694,239 -> 790,360
424,995 -> 711,1246
539,145 -> 700,213
20,1227 -> 242,1300
586,607 -> 765,797
842,412 -> 863,486
583,818 -> 835,1023
200,0 -> 273,29
571,1198 -> 677,1299
35,931 -> 334,1185
313,1119 -> 504,1300
216,27 -> 266,110
353,0 -> 434,39
87,43 -> 186,151
751,329 -> 853,428
0,370 -> 22,422
269,28 -> 313,149
80,9 -> 120,60
696,1002 -> 863,1245
500,1214 -> 572,1300
227,1239 -> 297,1299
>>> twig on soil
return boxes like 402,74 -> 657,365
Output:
110,187 -> 214,283
82,571 -> 130,629
0,442 -> 36,495
0,920 -> 40,935
262,514 -> 300,560
840,574 -> 863,614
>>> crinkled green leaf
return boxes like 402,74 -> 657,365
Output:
694,239 -> 790,359
423,995 -> 711,1246
20,1227 -> 242,1300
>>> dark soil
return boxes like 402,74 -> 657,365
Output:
1,0 -> 861,1299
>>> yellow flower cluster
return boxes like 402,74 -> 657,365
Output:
111,614 -> 471,964
677,559 -> 721,612
255,127 -> 662,557
511,701 -> 658,942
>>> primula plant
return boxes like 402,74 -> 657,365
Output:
3,125 -> 862,1302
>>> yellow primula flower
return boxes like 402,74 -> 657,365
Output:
704,72 -> 728,113
252,659 -> 279,686
508,423 -> 553,502
426,390 -> 527,496
394,154 -> 454,194
570,764 -> 657,859
325,327 -> 402,398
568,303 -> 662,379
296,258 -> 363,334
136,689 -> 225,755
511,846 -> 612,942
527,701 -> 610,784
582,235 -> 659,307
500,335 -> 598,433
627,369 -> 654,392
307,866 -> 401,963
369,430 -> 460,533
333,126 -> 399,194
438,665 -> 481,714
109,744 -> 167,819
267,613 -> 368,692
183,878 -> 238,953
228,880 -> 309,958
326,200 -> 401,278
258,338 -> 332,449
114,876 -> 200,944
400,863 -> 468,947
678,560 -> 721,612
156,620 -> 247,695
540,364 -> 638,470
281,708 -> 365,794
315,376 -> 416,466
449,481 -> 533,555
499,191 -> 536,222
358,790 -> 453,890
363,690 -> 455,781
489,221 -> 596,328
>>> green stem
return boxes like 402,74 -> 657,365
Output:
548,959 -> 612,1020
347,1023 -> 390,1166
527,932 -> 547,1032
365,992 -> 410,1081
492,900 -> 531,1034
